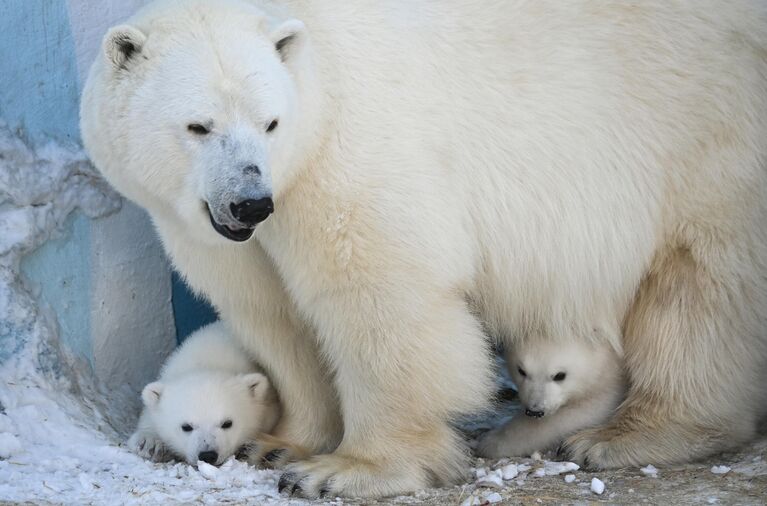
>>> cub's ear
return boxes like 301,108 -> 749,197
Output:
103,25 -> 147,70
141,382 -> 164,407
240,372 -> 270,400
269,19 -> 305,61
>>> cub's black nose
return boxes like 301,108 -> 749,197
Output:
525,409 -> 545,418
198,450 -> 218,464
230,197 -> 274,226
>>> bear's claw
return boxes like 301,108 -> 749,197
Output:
278,472 -> 298,494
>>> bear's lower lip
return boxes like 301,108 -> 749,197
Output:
206,205 -> 255,242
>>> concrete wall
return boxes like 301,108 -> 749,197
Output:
0,0 -> 208,395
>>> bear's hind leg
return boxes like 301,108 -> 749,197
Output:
565,240 -> 766,468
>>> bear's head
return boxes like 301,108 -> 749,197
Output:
142,371 -> 276,466
81,0 -> 321,244
509,338 -> 613,418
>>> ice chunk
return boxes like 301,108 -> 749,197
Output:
484,491 -> 503,503
197,461 -> 219,480
477,469 -> 504,488
543,461 -> 580,475
564,474 -> 576,483
710,465 -> 731,475
501,463 -> 518,480
640,464 -> 658,477
591,477 -> 605,495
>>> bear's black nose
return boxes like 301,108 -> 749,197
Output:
230,197 -> 274,226
198,450 -> 219,464
525,409 -> 545,418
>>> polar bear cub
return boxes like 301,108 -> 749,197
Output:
128,322 -> 280,465
478,338 -> 625,458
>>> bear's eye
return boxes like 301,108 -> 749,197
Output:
553,372 -> 567,382
221,420 -> 233,429
187,123 -> 210,135
517,366 -> 527,377
181,423 -> 193,432
266,119 -> 279,133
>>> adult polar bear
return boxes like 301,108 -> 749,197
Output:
81,0 -> 767,497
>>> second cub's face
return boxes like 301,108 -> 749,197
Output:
142,372 -> 271,465
508,341 -> 596,417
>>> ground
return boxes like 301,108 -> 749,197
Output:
1,378 -> 765,506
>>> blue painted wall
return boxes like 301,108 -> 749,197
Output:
1,0 -> 94,364
172,273 -> 217,343
0,0 -> 82,147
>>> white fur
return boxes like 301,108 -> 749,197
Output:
82,0 -> 767,497
128,322 -> 280,465
478,339 -> 625,458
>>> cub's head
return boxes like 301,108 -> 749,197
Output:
142,371 -> 275,465
81,0 -> 319,244
508,339 -> 609,418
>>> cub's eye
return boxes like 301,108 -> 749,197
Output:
266,119 -> 279,133
221,420 -> 233,429
517,367 -> 527,377
553,372 -> 567,382
181,423 -> 193,432
187,123 -> 210,135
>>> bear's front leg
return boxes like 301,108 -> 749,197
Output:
278,281 -> 494,498
127,411 -> 169,462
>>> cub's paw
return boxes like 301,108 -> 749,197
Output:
278,453 -> 428,499
562,425 -> 636,470
244,434 -> 312,469
476,427 -> 512,459
127,431 -> 168,462
476,420 -> 538,459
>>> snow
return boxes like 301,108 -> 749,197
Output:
564,474 -> 576,483
640,464 -> 659,477
591,477 -> 605,495
500,463 -> 518,480
0,432 -> 22,459
483,491 -> 503,503
476,468 -> 504,488
542,461 -> 579,476
710,465 -> 731,475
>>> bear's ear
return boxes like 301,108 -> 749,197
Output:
103,25 -> 147,70
141,382 -> 164,407
240,372 -> 270,400
269,19 -> 305,62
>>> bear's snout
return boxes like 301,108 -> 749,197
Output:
525,408 -> 545,418
230,197 -> 274,227
198,450 -> 219,464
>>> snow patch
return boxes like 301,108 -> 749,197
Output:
640,464 -> 659,477
0,432 -> 22,459
710,465 -> 731,475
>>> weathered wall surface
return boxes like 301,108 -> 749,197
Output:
0,0 -> 176,397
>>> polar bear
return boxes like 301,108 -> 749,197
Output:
477,338 -> 625,458
81,0 -> 767,498
128,322 -> 280,465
